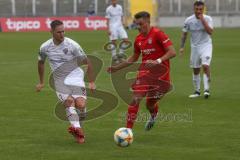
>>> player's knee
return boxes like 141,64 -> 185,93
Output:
193,68 -> 200,75
75,98 -> 86,109
131,96 -> 142,105
111,40 -> 117,45
202,65 -> 210,73
64,97 -> 75,107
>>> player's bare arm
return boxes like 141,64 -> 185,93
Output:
36,60 -> 45,92
179,32 -> 188,56
199,14 -> 213,35
108,52 -> 140,73
145,45 -> 176,68
161,45 -> 176,61
81,57 -> 96,91
106,18 -> 111,35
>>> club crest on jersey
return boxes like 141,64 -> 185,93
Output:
148,38 -> 152,44
138,42 -> 141,46
206,56 -> 210,60
63,48 -> 68,54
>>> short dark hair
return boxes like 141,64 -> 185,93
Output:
50,20 -> 63,30
194,1 -> 205,6
134,11 -> 151,19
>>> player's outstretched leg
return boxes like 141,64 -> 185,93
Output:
64,96 -> 84,143
145,99 -> 159,131
126,104 -> 139,129
73,97 -> 87,143
126,96 -> 143,129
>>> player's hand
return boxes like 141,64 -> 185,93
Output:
36,83 -> 44,92
145,60 -> 159,68
107,66 -> 118,73
89,82 -> 96,93
199,14 -> 204,21
179,48 -> 184,57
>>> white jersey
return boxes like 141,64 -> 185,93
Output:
39,37 -> 86,71
105,4 -> 123,29
38,37 -> 86,87
183,14 -> 213,47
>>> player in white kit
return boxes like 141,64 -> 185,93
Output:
179,1 -> 213,99
106,0 -> 129,64
36,20 -> 96,144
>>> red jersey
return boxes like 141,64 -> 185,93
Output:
134,27 -> 173,81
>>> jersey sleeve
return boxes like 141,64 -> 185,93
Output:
105,8 -> 110,19
38,46 -> 47,62
72,43 -> 87,59
182,19 -> 189,32
156,31 -> 173,49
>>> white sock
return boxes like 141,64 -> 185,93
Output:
203,73 -> 210,91
111,49 -> 117,58
66,107 -> 81,128
193,74 -> 201,92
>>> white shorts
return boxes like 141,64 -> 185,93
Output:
190,44 -> 212,68
56,87 -> 87,102
55,68 -> 87,101
109,26 -> 128,41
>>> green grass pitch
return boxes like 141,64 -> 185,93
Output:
0,28 -> 239,160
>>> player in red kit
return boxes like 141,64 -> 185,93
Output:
108,11 -> 176,130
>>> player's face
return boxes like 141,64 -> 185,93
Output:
135,18 -> 150,35
194,5 -> 204,19
51,25 -> 65,44
111,0 -> 117,6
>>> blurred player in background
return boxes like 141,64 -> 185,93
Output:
108,11 -> 176,130
106,0 -> 129,64
179,1 -> 213,99
36,20 -> 96,144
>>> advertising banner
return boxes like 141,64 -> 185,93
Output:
0,16 -> 107,32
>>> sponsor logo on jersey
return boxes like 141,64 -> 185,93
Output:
148,38 -> 152,44
141,48 -> 156,55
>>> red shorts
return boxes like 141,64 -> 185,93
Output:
132,64 -> 172,99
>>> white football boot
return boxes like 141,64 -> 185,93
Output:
189,91 -> 201,98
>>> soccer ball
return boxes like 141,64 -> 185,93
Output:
114,127 -> 133,147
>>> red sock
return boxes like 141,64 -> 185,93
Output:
126,105 -> 139,129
